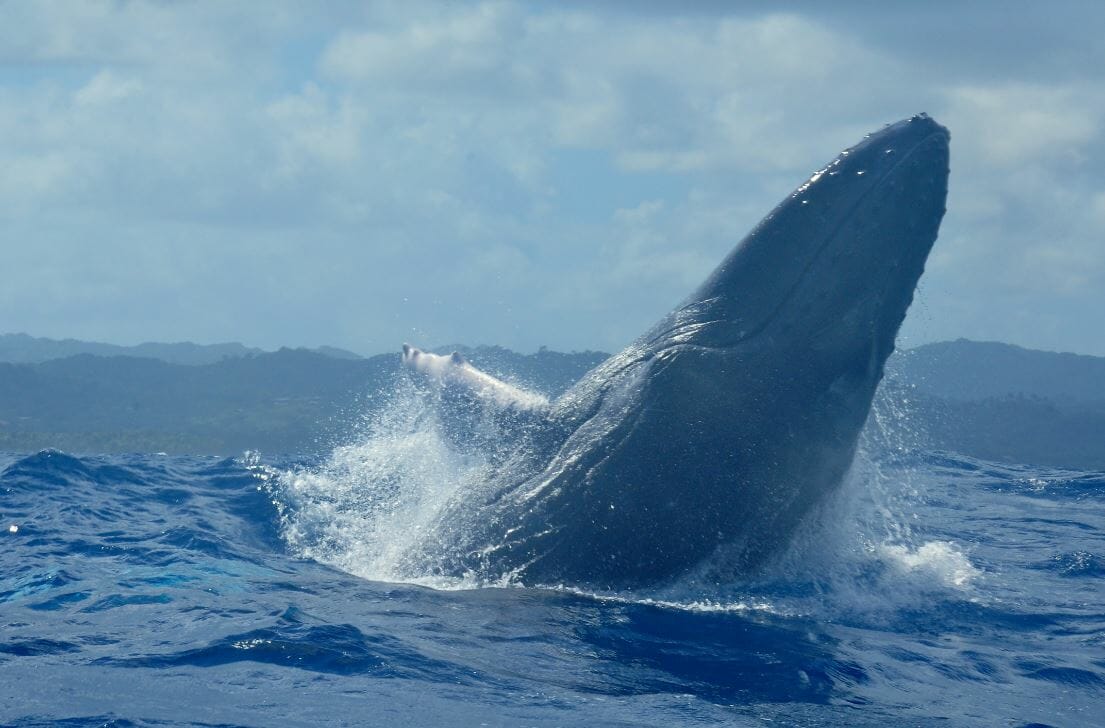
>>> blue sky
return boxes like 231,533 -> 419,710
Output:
2,1 -> 1103,356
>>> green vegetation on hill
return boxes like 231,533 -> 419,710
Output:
0,333 -> 367,366
883,339 -> 1105,469
1,335 -> 1102,469
0,333 -> 265,365
0,346 -> 605,456
888,338 -> 1105,406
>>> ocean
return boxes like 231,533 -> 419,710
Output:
2,388 -> 1104,726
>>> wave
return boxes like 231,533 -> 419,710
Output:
3,439 -> 1103,724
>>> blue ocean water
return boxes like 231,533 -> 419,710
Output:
2,405 -> 1104,725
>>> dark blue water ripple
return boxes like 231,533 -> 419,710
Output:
2,449 -> 1104,726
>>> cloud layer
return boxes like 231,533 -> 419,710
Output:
2,1 -> 1103,355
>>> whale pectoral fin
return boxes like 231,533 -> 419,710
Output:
399,342 -> 551,457
400,342 -> 549,414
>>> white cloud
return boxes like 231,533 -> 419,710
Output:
74,70 -> 142,106
923,79 -> 1105,324
267,84 -> 364,178
1,1 -> 1104,355
1092,191 -> 1105,225
0,152 -> 70,209
942,83 -> 1101,167
321,2 -> 518,86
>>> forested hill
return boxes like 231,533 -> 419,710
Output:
888,339 -> 1105,406
0,346 -> 606,456
884,339 -> 1105,469
1,337 -> 1103,468
0,333 -> 364,366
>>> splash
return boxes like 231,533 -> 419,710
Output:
880,541 -> 980,589
660,390 -> 985,618
268,376 -> 494,588
263,364 -> 981,616
861,386 -> 982,591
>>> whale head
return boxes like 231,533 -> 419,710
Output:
674,113 -> 949,363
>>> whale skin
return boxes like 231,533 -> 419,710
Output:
403,114 -> 951,590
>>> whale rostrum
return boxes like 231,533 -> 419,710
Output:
402,115 -> 950,590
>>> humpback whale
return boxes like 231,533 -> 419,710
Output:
403,114 -> 950,590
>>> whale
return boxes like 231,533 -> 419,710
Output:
402,114 -> 950,590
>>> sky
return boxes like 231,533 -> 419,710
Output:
2,1 -> 1104,357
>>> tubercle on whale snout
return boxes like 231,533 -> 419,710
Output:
419,115 -> 950,591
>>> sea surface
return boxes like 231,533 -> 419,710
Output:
2,396 -> 1104,726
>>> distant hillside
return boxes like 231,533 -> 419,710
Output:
0,333 -> 365,366
1,336 -> 1103,468
0,333 -> 263,365
888,339 -> 1105,405
0,346 -> 605,456
882,339 -> 1105,470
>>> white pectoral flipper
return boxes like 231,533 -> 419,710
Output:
400,343 -> 550,456
401,344 -> 549,414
